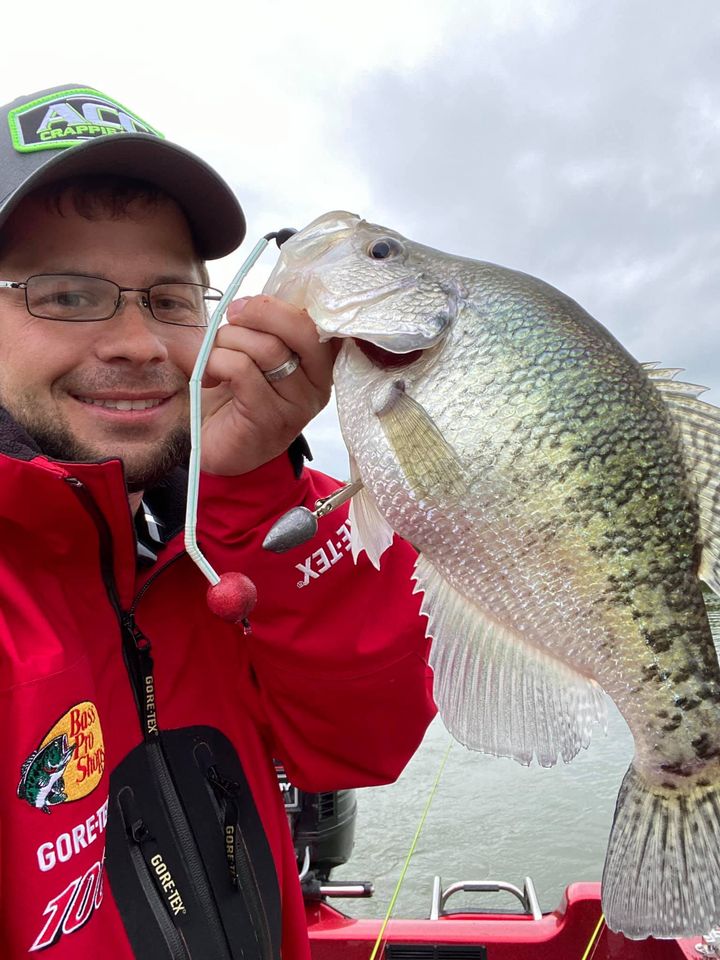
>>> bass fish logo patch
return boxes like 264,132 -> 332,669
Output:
17,701 -> 106,814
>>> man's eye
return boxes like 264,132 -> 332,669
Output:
37,290 -> 96,308
53,292 -> 88,307
153,296 -> 186,311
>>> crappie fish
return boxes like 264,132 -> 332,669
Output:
264,212 -> 720,940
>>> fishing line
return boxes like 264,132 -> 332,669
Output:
184,231 -> 292,582
368,737 -> 453,960
579,913 -> 605,960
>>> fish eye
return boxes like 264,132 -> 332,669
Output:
367,237 -> 403,260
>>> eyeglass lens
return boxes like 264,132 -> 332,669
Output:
24,275 -> 221,326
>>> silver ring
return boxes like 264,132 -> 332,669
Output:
263,352 -> 301,382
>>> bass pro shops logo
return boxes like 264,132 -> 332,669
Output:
8,87 -> 163,153
17,702 -> 106,814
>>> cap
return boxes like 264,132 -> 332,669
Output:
0,84 -> 246,260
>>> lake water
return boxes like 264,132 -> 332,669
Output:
331,595 -> 720,920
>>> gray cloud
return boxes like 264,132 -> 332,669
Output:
319,0 -> 720,396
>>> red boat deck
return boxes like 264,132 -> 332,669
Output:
306,883 -> 700,959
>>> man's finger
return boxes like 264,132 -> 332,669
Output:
225,295 -> 334,392
204,346 -> 312,404
213,324 -> 297,379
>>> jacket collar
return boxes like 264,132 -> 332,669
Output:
0,403 -> 189,541
0,403 -> 311,544
0,404 -> 44,461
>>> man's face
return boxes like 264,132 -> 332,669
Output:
0,193 -> 206,490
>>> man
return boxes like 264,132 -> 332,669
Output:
0,85 -> 435,958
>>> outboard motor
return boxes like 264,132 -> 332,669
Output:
275,761 -> 373,901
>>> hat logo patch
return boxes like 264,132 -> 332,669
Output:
9,87 -> 163,153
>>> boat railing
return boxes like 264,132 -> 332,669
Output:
696,926 -> 720,957
429,876 -> 543,921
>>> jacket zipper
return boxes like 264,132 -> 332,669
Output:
125,838 -> 190,960
118,788 -> 190,960
66,477 -> 233,960
206,765 -> 273,960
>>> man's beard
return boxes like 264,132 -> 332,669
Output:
12,407 -> 191,493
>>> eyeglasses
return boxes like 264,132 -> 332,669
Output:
0,274 -> 224,327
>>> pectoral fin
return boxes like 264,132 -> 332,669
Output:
347,455 -> 395,569
373,383 -> 467,501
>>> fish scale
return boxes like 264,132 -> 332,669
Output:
265,210 -> 720,939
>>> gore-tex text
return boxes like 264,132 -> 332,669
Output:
36,798 -> 109,872
145,673 -> 158,735
295,521 -> 352,588
150,854 -> 187,916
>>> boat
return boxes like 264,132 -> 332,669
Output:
304,880 -> 704,959
276,765 -> 714,959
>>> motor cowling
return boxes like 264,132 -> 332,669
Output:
275,761 -> 373,900
275,761 -> 357,879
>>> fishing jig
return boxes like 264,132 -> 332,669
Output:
262,478 -> 365,553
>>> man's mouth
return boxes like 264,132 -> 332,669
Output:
73,395 -> 172,411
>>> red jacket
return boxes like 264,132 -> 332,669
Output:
0,413 -> 435,959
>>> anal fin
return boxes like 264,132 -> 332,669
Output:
414,554 -> 607,766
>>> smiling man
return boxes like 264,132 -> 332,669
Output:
0,85 -> 435,959
0,188 -> 203,493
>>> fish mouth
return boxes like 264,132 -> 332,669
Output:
52,735 -> 75,768
354,340 -> 425,369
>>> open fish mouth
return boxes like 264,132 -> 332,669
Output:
353,340 -> 425,369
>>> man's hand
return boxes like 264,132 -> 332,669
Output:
200,294 -> 335,476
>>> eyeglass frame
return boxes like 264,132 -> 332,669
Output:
0,273 -> 224,327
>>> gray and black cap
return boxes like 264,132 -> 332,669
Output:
0,84 -> 246,259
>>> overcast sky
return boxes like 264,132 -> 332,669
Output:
5,0 -> 719,478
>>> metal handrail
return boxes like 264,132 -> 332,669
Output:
430,876 -> 543,921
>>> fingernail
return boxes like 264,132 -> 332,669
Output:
234,296 -> 251,311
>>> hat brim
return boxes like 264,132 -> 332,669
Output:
0,134 -> 245,260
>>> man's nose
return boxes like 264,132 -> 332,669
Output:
94,294 -> 169,364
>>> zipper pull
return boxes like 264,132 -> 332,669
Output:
118,787 -> 152,844
206,765 -> 238,796
207,766 -> 241,887
130,818 -> 150,844
123,612 -> 152,653
122,614 -> 159,739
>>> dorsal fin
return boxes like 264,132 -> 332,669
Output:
642,364 -> 720,594
19,749 -> 37,780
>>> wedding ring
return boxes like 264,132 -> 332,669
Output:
263,352 -> 301,382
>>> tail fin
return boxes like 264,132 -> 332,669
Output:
602,762 -> 720,939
